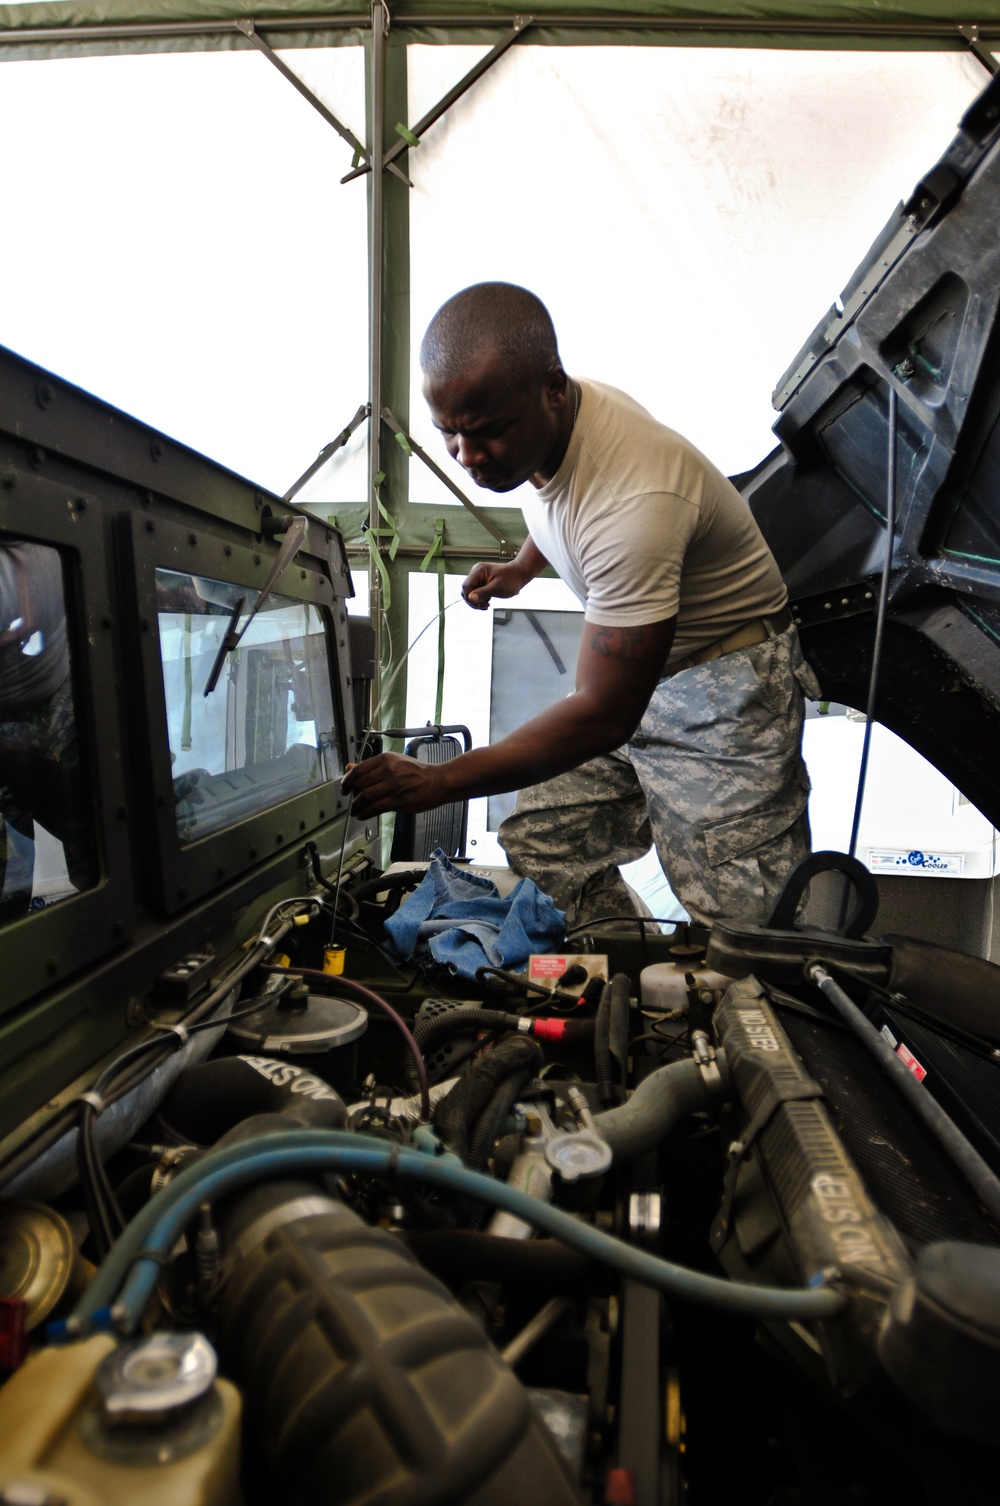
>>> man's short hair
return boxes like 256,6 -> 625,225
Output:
420,283 -> 560,387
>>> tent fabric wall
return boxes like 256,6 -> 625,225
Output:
0,0 -> 994,741
5,2 -> 1000,30
4,1 -> 1000,48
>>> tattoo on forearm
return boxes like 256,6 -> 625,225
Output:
590,626 -> 648,685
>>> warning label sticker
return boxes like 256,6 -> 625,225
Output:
528,953 -> 608,988
895,1042 -> 928,1082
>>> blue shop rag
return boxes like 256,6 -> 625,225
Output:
382,849 -> 566,981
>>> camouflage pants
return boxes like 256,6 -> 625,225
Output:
498,626 -> 820,928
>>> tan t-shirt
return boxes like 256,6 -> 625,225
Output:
522,379 -> 787,669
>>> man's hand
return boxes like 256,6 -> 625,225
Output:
461,537 -> 549,609
461,559 -> 526,610
342,753 -> 448,819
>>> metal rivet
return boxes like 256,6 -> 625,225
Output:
150,440 -> 164,461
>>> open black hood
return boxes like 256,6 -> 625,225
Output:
745,70 -> 1000,829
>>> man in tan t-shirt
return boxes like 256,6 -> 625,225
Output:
343,283 -> 819,926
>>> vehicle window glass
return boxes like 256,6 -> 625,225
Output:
0,539 -> 98,919
488,608 -> 585,832
155,568 -> 342,844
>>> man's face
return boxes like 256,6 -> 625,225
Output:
422,350 -> 569,492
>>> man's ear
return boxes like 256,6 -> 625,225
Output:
543,365 -> 569,408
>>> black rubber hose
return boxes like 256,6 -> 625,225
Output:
433,1037 -> 543,1163
415,1006 -> 518,1056
468,1068 -> 532,1175
349,868 -> 426,904
157,1056 -> 347,1146
595,981 -> 615,1106
465,1066 -> 534,1232
608,973 -> 631,1096
404,1006 -> 521,1089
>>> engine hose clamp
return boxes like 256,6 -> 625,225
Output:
133,1247 -> 173,1269
698,1058 -> 724,1095
75,1091 -> 106,1115
150,1145 -> 198,1196
223,1194 -> 339,1275
385,1140 -> 403,1186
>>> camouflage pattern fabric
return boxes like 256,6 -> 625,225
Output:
498,626 -> 821,928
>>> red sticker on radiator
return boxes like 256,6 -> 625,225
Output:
896,1042 -> 927,1082
530,956 -> 568,979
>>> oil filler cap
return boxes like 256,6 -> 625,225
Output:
96,1332 -> 217,1426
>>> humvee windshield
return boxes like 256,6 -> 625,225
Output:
155,567 -> 341,844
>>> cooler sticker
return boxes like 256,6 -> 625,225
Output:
880,1024 -> 897,1049
895,1042 -> 928,1082
868,849 -> 964,875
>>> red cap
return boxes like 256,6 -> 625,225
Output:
0,1298 -> 29,1372
604,1467 -> 637,1505
531,1017 -> 568,1041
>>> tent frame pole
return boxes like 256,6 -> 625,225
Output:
367,0 -> 388,689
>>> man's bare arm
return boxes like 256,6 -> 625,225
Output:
342,614 -> 676,817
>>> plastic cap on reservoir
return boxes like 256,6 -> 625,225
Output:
323,946 -> 346,977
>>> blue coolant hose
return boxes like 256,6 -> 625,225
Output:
70,1130 -> 847,1333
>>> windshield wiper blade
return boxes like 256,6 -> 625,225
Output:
202,515 -> 309,696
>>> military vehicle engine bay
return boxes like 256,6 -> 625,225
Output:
3,71 -> 1000,1506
